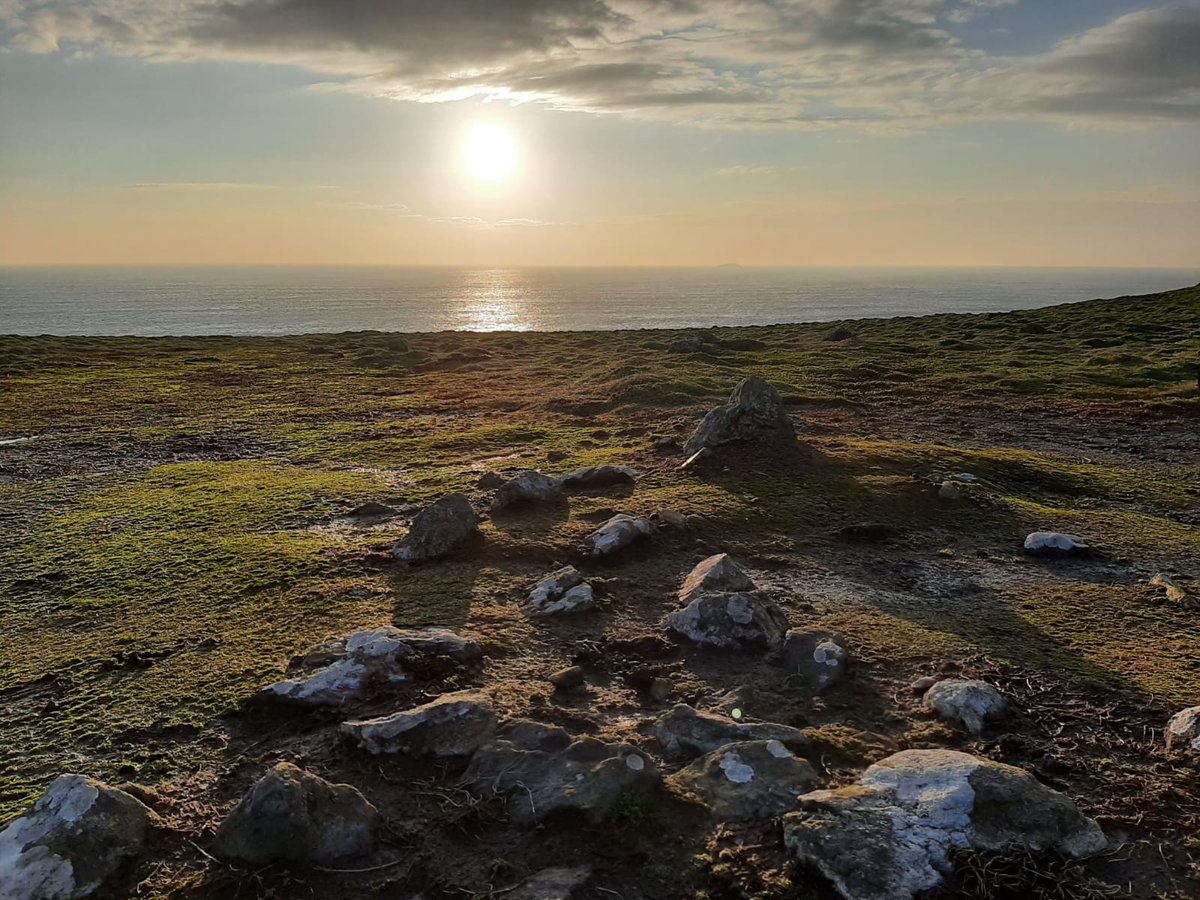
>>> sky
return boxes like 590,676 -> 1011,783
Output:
0,0 -> 1197,267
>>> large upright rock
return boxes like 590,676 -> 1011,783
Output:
666,590 -> 788,649
679,554 -> 756,605
341,692 -> 496,757
783,749 -> 1106,900
212,763 -> 380,866
491,471 -> 564,513
0,775 -> 154,900
683,376 -> 793,455
394,494 -> 478,562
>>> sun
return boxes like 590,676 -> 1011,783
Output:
463,123 -> 517,183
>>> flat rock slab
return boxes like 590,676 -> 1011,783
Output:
653,704 -> 809,757
683,376 -> 794,455
508,866 -> 592,900
558,466 -> 638,490
583,514 -> 654,557
666,590 -> 788,649
667,740 -> 818,821
524,566 -> 596,617
679,553 -> 756,605
1023,531 -> 1090,556
342,692 -> 496,757
492,470 -> 564,513
213,763 -> 379,867
784,749 -> 1106,900
0,775 -> 154,900
395,493 -> 478,562
923,679 -> 1006,733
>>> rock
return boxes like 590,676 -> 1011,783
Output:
524,567 -> 596,617
666,590 -> 788,649
653,704 -> 809,757
1166,707 -> 1200,752
783,749 -> 1106,900
679,554 -> 756,605
653,437 -> 681,454
464,734 -> 659,826
341,692 -> 496,757
263,626 -> 482,707
500,720 -> 574,753
549,666 -> 586,692
647,677 -> 674,702
650,508 -> 688,529
683,376 -> 794,456
668,740 -> 818,822
668,339 -> 706,354
937,480 -> 966,501
923,679 -> 1006,733
583,514 -> 654,557
546,450 -> 568,463
834,523 -> 901,543
910,676 -> 939,694
823,326 -> 855,342
477,471 -> 505,490
509,866 -> 593,900
780,630 -> 848,692
1023,531 -> 1090,556
492,470 -> 563,513
679,448 -> 713,471
394,494 -> 478,562
557,465 -> 638,490
0,775 -> 154,900
344,501 -> 400,523
1150,573 -> 1189,602
212,763 -> 379,867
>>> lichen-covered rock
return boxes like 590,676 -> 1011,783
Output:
394,493 -> 478,562
783,749 -> 1106,900
653,704 -> 809,757
262,626 -> 481,706
666,590 -> 788,649
1023,531 -> 1090,556
667,740 -> 818,821
212,763 -> 379,867
0,775 -> 154,900
464,731 -> 659,825
780,629 -> 848,692
557,466 -> 638,490
1166,706 -> 1200,752
683,376 -> 793,455
491,470 -> 564,513
524,567 -> 595,617
678,553 -> 756,605
923,679 -> 1006,733
342,692 -> 496,757
583,513 -> 654,557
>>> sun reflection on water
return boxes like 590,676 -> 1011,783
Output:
453,269 -> 532,332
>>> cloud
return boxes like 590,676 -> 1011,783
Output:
119,181 -> 282,191
2,1 -> 1198,128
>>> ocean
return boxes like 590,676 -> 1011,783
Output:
0,266 -> 1197,336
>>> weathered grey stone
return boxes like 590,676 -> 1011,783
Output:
263,626 -> 481,707
0,775 -> 154,900
549,666 -> 586,692
666,590 -> 788,649
653,704 -> 809,757
1023,531 -> 1090,555
212,763 -> 379,867
342,692 -> 496,757
394,494 -> 478,562
492,470 -> 564,513
582,514 -> 654,557
923,679 -> 1006,734
464,736 -> 659,825
781,629 -> 848,692
344,501 -> 399,523
683,376 -> 793,455
678,554 -> 756,605
1166,706 -> 1200,752
783,749 -> 1106,900
557,466 -> 638,490
667,740 -> 818,821
524,567 -> 595,617
500,720 -> 574,753
477,471 -> 505,490
509,866 -> 593,900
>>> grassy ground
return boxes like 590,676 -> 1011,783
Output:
0,283 -> 1198,898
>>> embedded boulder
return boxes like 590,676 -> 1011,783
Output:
262,626 -> 481,707
394,494 -> 478,562
780,629 -> 848,693
524,566 -> 595,617
783,749 -> 1106,900
212,763 -> 379,867
342,692 -> 496,757
667,740 -> 818,822
1023,531 -> 1090,556
557,466 -> 638,490
666,590 -> 788,649
1167,706 -> 1200,752
583,514 -> 654,557
464,731 -> 659,826
923,679 -> 1006,734
0,775 -> 154,900
653,704 -> 809,757
491,470 -> 564,513
678,553 -> 756,605
683,376 -> 793,455
509,866 -> 593,900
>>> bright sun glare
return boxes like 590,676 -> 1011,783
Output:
463,123 -> 517,183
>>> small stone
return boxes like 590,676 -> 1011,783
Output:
394,494 -> 478,562
557,465 -> 639,490
668,740 -> 818,821
212,763 -> 379,867
653,437 -> 681,454
524,567 -> 595,617
341,692 -> 496,757
678,553 -> 756,605
344,501 -> 399,523
509,866 -> 593,900
653,704 -> 809,757
923,679 -> 1006,733
651,508 -> 688,528
1166,707 -> 1200,752
491,470 -> 564,513
648,677 -> 674,702
477,471 -> 505,490
583,514 -> 654,557
780,630 -> 848,693
911,676 -> 939,694
937,480 -> 966,501
549,666 -> 586,692
666,590 -> 788,649
1023,531 -> 1090,556
547,450 -> 568,463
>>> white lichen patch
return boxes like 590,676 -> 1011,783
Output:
719,752 -> 756,784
